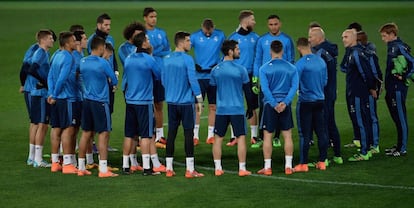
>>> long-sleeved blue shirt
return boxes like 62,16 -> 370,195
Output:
312,40 -> 338,101
28,47 -> 50,97
296,54 -> 327,102
124,52 -> 161,105
259,58 -> 298,107
87,31 -> 118,72
228,29 -> 259,74
80,55 -> 118,103
385,38 -> 414,91
118,41 -> 136,91
20,43 -> 39,90
162,51 -> 201,104
147,27 -> 170,58
190,28 -> 226,79
344,44 -> 376,97
210,60 -> 249,115
72,50 -> 84,101
48,50 -> 77,101
253,32 -> 295,77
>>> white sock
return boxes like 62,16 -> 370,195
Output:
130,154 -> 139,166
285,155 -> 293,169
34,145 -> 43,163
86,153 -> 94,164
28,144 -> 35,161
78,158 -> 86,171
122,155 -> 129,168
230,126 -> 235,138
99,160 -> 108,173
156,128 -> 164,141
194,124 -> 200,139
214,159 -> 222,171
151,154 -> 161,168
142,154 -> 150,169
239,162 -> 246,171
63,154 -> 71,165
208,126 -> 214,139
264,159 -> 272,169
51,154 -> 59,163
166,157 -> 173,170
250,125 -> 258,137
70,154 -> 77,167
186,157 -> 194,172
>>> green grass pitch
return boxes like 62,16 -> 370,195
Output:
0,1 -> 414,207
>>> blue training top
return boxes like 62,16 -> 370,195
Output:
259,58 -> 299,107
28,47 -> 50,98
22,43 -> 40,92
118,41 -> 136,91
162,51 -> 201,104
210,60 -> 250,115
296,54 -> 327,102
48,50 -> 77,101
124,52 -> 161,105
80,55 -> 118,103
228,30 -> 259,74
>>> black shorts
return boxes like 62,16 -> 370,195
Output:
167,104 -> 195,130
124,103 -> 154,138
153,80 -> 165,102
214,114 -> 247,137
197,79 -> 216,104
81,99 -> 111,133
260,103 -> 293,132
30,96 -> 50,124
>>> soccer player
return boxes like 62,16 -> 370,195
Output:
162,31 -> 204,178
190,18 -> 225,145
210,40 -> 254,177
228,10 -> 259,147
77,36 -> 118,177
293,37 -> 328,172
48,32 -> 79,173
143,7 -> 171,145
257,40 -> 298,175
252,14 -> 295,149
308,27 -> 343,164
379,23 -> 414,156
87,13 -> 119,152
123,32 -> 165,176
341,29 -> 377,161
25,30 -> 54,168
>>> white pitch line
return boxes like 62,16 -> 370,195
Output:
169,160 -> 414,191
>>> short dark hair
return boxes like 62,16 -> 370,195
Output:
270,40 -> 283,54
143,7 -> 156,17
90,36 -> 106,50
69,24 -> 84,32
73,30 -> 85,41
36,30 -> 53,42
132,32 -> 147,48
105,42 -> 114,52
48,29 -> 57,42
97,13 -> 111,24
221,40 -> 238,56
357,31 -> 368,45
296,37 -> 309,47
308,21 -> 321,29
58,31 -> 74,47
239,10 -> 254,22
174,31 -> 190,46
267,14 -> 280,20
202,18 -> 214,30
347,22 -> 362,32
123,22 -> 146,40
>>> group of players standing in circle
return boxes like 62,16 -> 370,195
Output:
20,7 -> 413,178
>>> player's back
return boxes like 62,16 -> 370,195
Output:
80,55 -> 112,103
296,54 -> 327,102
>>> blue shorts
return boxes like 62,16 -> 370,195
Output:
153,80 -> 165,102
260,103 -> 293,132
50,99 -> 81,128
197,79 -> 216,104
81,99 -> 111,133
214,115 -> 247,137
30,96 -> 50,124
167,104 -> 195,130
24,92 -> 31,119
124,104 -> 154,138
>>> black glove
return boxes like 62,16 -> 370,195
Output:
195,64 -> 203,72
36,82 -> 47,89
245,108 -> 254,119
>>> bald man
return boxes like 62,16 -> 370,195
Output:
341,29 -> 377,162
308,27 -> 342,164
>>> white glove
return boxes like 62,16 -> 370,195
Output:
196,94 -> 204,116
